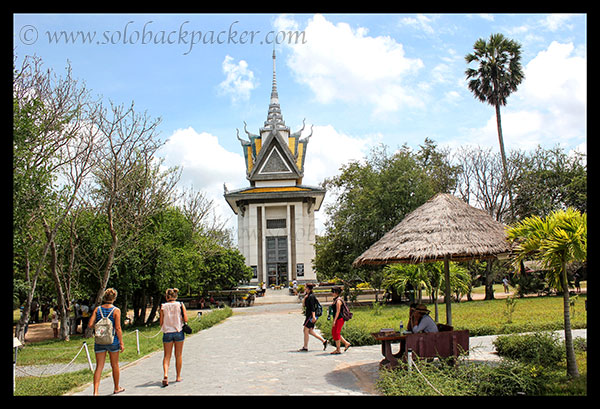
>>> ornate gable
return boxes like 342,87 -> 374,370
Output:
260,146 -> 292,174
249,127 -> 300,181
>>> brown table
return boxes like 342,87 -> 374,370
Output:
371,332 -> 407,369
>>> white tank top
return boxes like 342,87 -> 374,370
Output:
161,302 -> 183,333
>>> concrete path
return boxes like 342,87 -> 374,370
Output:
69,289 -> 586,396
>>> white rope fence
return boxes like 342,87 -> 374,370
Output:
406,349 -> 444,396
15,342 -> 94,378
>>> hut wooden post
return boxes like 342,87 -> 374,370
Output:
444,255 -> 452,326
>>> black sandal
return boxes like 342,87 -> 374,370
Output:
323,340 -> 328,350
297,347 -> 308,352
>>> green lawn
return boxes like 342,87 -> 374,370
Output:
318,293 -> 587,344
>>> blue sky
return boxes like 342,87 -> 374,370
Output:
13,13 -> 587,234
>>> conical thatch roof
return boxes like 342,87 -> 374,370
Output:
353,193 -> 511,266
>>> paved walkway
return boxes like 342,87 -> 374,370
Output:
69,289 -> 586,396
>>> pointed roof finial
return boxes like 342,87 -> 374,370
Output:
270,47 -> 278,105
265,48 -> 286,130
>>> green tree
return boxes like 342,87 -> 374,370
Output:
382,261 -> 470,321
13,55 -> 100,341
314,144 -> 436,286
198,245 -> 253,293
90,101 -> 177,313
465,33 -> 524,218
507,208 -> 587,378
127,207 -> 200,325
512,146 -> 587,219
417,137 -> 460,194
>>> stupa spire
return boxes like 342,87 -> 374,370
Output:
270,48 -> 278,104
265,48 -> 286,130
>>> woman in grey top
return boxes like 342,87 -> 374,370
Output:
410,304 -> 439,333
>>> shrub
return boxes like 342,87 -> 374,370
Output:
371,301 -> 385,316
573,336 -> 587,352
493,331 -> 564,366
318,318 -> 374,346
377,358 -> 553,396
377,359 -> 477,396
461,360 -> 551,396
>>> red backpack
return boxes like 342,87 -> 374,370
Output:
340,299 -> 353,321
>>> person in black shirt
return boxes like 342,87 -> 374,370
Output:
298,283 -> 327,351
330,286 -> 351,354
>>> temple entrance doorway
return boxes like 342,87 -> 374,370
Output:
266,236 -> 288,286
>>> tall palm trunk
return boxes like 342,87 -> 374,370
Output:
560,260 -> 579,378
495,103 -> 508,181
495,96 -> 515,220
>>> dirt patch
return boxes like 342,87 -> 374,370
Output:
14,322 -> 58,343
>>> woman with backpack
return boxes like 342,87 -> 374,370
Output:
330,286 -> 351,354
298,283 -> 328,352
159,288 -> 188,387
88,288 -> 125,395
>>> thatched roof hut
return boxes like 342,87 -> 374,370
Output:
353,193 -> 511,266
353,193 -> 511,325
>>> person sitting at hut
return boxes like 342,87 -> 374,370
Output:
410,304 -> 438,333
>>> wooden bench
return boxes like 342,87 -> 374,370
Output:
372,324 -> 469,369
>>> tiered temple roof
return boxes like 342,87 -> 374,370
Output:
224,50 -> 325,215
236,50 -> 313,184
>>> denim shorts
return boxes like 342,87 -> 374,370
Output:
163,330 -> 185,343
94,341 -> 120,353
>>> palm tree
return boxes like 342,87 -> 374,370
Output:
383,261 -> 471,323
507,208 -> 587,378
423,261 -> 470,322
465,33 -> 524,219
383,264 -> 430,305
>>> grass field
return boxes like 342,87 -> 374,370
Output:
317,293 -> 587,344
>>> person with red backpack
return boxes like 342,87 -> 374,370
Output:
329,286 -> 351,354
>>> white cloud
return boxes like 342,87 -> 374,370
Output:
458,41 -> 586,154
400,14 -> 436,34
519,41 -> 585,117
275,14 -> 424,115
218,55 -> 257,103
302,124 -> 375,187
443,90 -> 462,104
478,14 -> 495,22
540,14 -> 576,32
431,63 -> 451,84
159,127 -> 247,230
